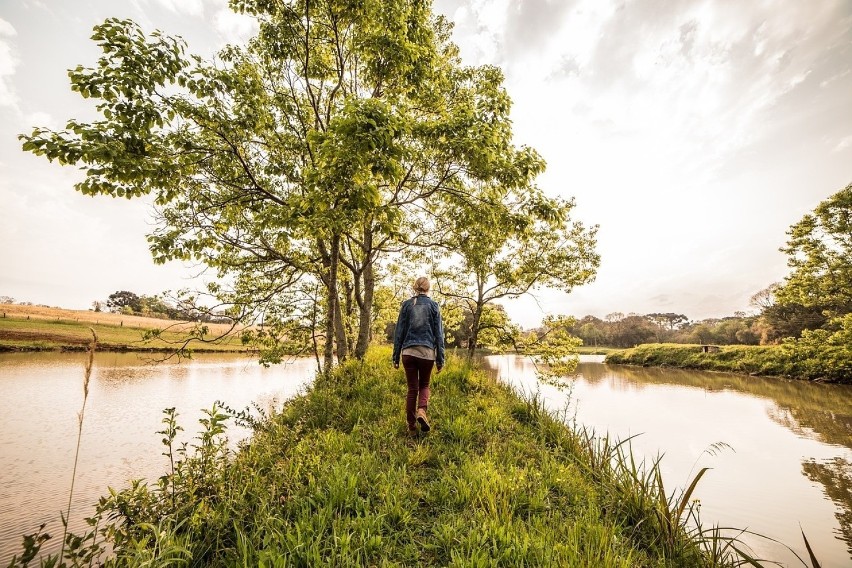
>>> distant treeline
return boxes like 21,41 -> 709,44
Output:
566,302 -> 849,350
94,290 -> 233,324
564,312 -> 759,348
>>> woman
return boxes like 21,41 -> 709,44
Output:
392,276 -> 445,436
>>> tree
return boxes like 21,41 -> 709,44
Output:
434,190 -> 598,358
575,316 -> 605,347
21,2 -> 539,370
714,317 -> 749,344
608,314 -> 656,348
776,183 -> 852,321
517,315 -> 583,385
646,313 -> 688,331
750,283 -> 780,312
106,291 -> 142,313
646,312 -> 688,341
443,302 -> 515,351
759,302 -> 827,343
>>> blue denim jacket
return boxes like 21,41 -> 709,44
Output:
392,294 -> 445,368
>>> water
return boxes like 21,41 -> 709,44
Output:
483,355 -> 852,568
0,351 -> 315,563
1,352 -> 850,566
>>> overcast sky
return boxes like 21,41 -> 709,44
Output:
1,0 -> 850,328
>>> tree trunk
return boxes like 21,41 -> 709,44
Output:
467,304 -> 482,360
343,280 -> 355,356
355,226 -> 374,359
322,235 -> 341,372
334,288 -> 348,363
310,284 -> 321,371
467,278 -> 485,360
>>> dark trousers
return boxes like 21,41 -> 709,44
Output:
402,354 -> 433,428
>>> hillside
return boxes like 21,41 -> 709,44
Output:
0,303 -> 249,352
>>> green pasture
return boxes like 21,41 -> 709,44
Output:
0,316 -> 249,352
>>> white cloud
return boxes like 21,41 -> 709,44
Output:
22,0 -> 51,10
502,0 -> 850,202
24,110 -> 57,130
820,68 -> 850,88
833,135 -> 852,153
0,17 -> 19,108
461,0 -> 851,320
0,17 -> 17,37
214,7 -> 258,44
154,0 -> 205,17
432,0 -> 510,65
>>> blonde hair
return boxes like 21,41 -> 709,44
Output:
413,276 -> 430,295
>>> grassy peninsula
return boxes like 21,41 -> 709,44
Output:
606,342 -> 851,384
20,346 -> 765,567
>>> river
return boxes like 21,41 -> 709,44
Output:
483,355 -> 852,568
1,352 -> 850,566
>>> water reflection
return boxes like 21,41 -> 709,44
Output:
588,364 -> 852,449
483,355 -> 852,568
803,458 -> 852,556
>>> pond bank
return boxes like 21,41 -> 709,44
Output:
606,343 -> 851,384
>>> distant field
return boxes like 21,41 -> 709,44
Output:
0,304 -> 251,352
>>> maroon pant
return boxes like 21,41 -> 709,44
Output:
402,354 -> 433,428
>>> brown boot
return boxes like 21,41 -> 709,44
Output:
407,426 -> 418,438
416,407 -> 430,433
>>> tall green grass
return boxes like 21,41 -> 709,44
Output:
11,347 -> 811,566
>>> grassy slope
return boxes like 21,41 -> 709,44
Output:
0,304 -> 249,352
605,343 -> 850,383
88,347 -> 744,567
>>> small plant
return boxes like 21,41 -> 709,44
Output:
216,399 -> 269,431
156,407 -> 183,509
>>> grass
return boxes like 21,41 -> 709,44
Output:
605,343 -> 851,384
576,345 -> 621,355
0,305 -> 250,353
12,346 -> 781,567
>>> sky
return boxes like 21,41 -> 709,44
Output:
1,0 -> 850,328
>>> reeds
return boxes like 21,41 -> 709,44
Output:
59,328 -> 97,563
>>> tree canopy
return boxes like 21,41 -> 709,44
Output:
106,290 -> 142,313
20,0 -> 568,369
433,189 -> 598,357
776,183 -> 852,321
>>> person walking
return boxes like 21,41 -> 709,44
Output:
392,276 -> 445,436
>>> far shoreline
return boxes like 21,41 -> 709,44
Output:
0,303 -> 253,354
